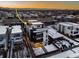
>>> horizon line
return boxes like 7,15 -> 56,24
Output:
0,7 -> 79,10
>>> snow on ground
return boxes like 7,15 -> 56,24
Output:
47,50 -> 74,58
44,44 -> 57,52
33,27 -> 79,57
72,47 -> 79,53
47,46 -> 79,58
63,35 -> 79,45
48,27 -> 79,45
75,38 -> 79,42
46,27 -> 79,58
33,48 -> 45,56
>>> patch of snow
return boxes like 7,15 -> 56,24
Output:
33,48 -> 45,56
45,44 -> 57,52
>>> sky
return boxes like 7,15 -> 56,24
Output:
0,1 -> 79,10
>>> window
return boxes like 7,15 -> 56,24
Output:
76,28 -> 79,31
37,25 -> 41,28
71,31 -> 73,33
36,32 -> 42,35
74,32 -> 78,34
68,27 -> 70,29
14,34 -> 20,37
0,36 -> 3,41
68,26 -> 73,30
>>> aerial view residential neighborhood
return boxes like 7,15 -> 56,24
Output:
0,1 -> 79,58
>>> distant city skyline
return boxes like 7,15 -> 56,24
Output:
0,1 -> 79,10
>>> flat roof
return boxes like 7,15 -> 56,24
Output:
48,27 -> 63,39
59,22 -> 72,26
11,25 -> 22,34
45,44 -> 57,52
66,22 -> 79,26
65,15 -> 73,18
58,22 -> 79,26
31,22 -> 43,25
0,26 -> 8,35
12,25 -> 21,29
33,48 -> 45,56
28,20 -> 38,22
